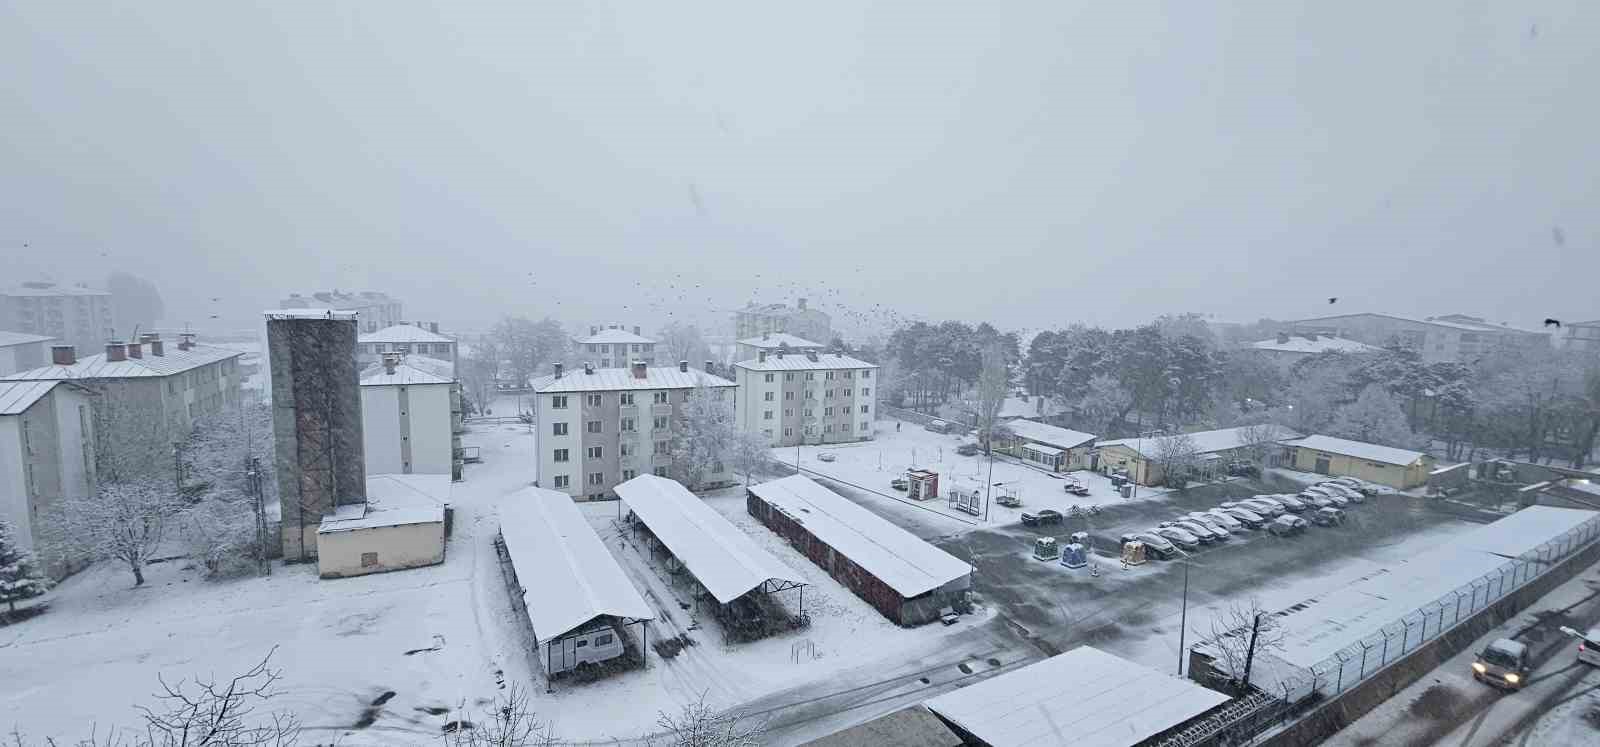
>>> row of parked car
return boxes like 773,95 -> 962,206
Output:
1120,477 -> 1376,559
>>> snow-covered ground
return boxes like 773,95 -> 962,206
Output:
1,399 -> 997,744
779,422 -> 1174,537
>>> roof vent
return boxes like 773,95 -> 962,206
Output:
584,362 -> 594,375
178,332 -> 197,351
126,342 -> 143,359
51,345 -> 75,366
632,361 -> 648,379
590,326 -> 599,336
633,325 -> 642,336
150,340 -> 164,356
381,351 -> 402,374
758,350 -> 767,363
678,360 -> 689,373
554,362 -> 564,379
805,350 -> 819,362
104,341 -> 127,362
705,360 -> 715,374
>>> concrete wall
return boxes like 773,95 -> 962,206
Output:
0,341 -> 47,376
317,521 -> 445,578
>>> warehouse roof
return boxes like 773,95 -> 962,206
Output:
360,324 -> 454,343
2,342 -> 242,381
1281,435 -> 1427,467
924,646 -> 1229,747
736,332 -> 825,349
530,367 -> 735,393
498,487 -> 654,641
0,380 -> 58,416
800,705 -> 962,747
615,475 -> 803,604
749,475 -> 972,598
1099,424 -> 1301,460
0,331 -> 53,347
733,352 -> 878,372
1001,420 -> 1095,450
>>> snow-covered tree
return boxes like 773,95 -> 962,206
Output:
1066,374 -> 1132,437
180,400 -> 274,577
971,342 -> 1010,452
727,429 -> 774,487
669,383 -> 738,491
1235,419 -> 1287,470
1203,598 -> 1286,691
657,322 -> 714,368
1152,432 -> 1200,488
650,691 -> 767,747
0,519 -> 51,616
1330,384 -> 1417,449
51,478 -> 181,586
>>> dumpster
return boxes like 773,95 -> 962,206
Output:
1060,542 -> 1087,568
1069,531 -> 1089,546
1032,536 -> 1060,561
1122,540 -> 1147,566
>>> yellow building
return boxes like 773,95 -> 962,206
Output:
1095,425 -> 1301,487
1281,434 -> 1434,489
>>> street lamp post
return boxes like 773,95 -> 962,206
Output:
1177,558 -> 1191,676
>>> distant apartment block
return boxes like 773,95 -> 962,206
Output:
0,380 -> 96,577
1,282 -> 116,353
531,361 -> 735,501
279,290 -> 403,333
0,331 -> 53,377
732,348 -> 878,447
575,325 -> 659,368
358,322 -> 457,376
732,298 -> 832,345
1250,331 -> 1380,370
1285,313 -> 1550,364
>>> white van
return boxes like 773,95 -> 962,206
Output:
545,627 -> 625,674
1578,627 -> 1600,667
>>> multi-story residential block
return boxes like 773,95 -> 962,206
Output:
1250,332 -> 1380,370
733,332 -> 825,364
0,380 -> 96,577
575,325 -> 659,368
360,352 -> 463,480
358,322 -> 457,375
1559,320 -> 1600,354
732,298 -> 832,344
279,290 -> 403,333
0,331 -> 53,376
2,334 -> 243,479
1285,313 -> 1550,364
732,349 -> 878,447
1,282 -> 116,354
532,361 -> 735,501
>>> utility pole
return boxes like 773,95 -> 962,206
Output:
1177,559 -> 1190,676
1241,612 -> 1263,690
984,451 -> 994,523
247,456 -> 270,576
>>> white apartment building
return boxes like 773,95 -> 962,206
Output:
360,353 -> 462,480
732,349 -> 878,447
575,325 -> 660,368
1,282 -> 116,354
358,322 -> 457,375
733,332 -> 825,364
279,290 -> 403,333
0,380 -> 97,577
732,298 -> 831,344
0,331 -> 53,376
532,361 -> 735,501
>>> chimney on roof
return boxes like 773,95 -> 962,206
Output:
762,331 -> 769,340
381,351 -> 401,374
632,360 -> 648,379
797,298 -> 807,310
105,341 -> 127,362
126,341 -> 143,359
51,345 -> 75,366
583,362 -> 594,375
1276,332 -> 1290,344
139,333 -> 159,343
178,332 -> 196,351
150,339 -> 164,356
805,350 -> 819,362
677,360 -> 688,373
553,362 -> 563,379
633,325 -> 641,336
429,322 -> 439,334
705,360 -> 715,374
759,350 -> 767,363
590,326 -> 599,336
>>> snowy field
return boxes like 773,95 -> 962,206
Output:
778,421 -> 1174,537
2,401 -> 995,744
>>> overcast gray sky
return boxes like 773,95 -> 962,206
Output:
3,1 -> 1596,338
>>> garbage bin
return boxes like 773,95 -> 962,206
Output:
1110,474 -> 1126,488
1119,484 -> 1133,499
1069,531 -> 1089,545
1061,543 -> 1087,568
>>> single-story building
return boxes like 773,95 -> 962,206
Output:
923,645 -> 1231,747
800,705 -> 962,747
1097,425 -> 1301,487
497,487 -> 654,679
316,474 -> 451,579
995,420 -> 1096,471
747,475 -> 973,626
1280,434 -> 1435,489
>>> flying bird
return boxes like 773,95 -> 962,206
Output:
1552,226 -> 1566,246
1544,318 -> 1562,329
1328,297 -> 1338,304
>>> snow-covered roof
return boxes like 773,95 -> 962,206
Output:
1098,425 -> 1302,459
576,328 -> 656,345
2,283 -> 108,297
924,646 -> 1229,747
733,353 -> 878,372
317,474 -> 450,533
530,367 -> 735,393
1271,506 -> 1597,669
736,332 -> 825,349
1288,312 -> 1549,337
614,475 -> 803,604
359,324 -> 453,343
2,343 -> 242,381
1019,444 -> 1064,456
360,362 -> 454,386
0,331 -> 53,348
498,487 -> 655,641
1001,420 -> 1096,450
1252,336 -> 1379,355
1282,435 -> 1427,467
264,308 -> 359,321
748,475 -> 972,598
0,380 -> 58,416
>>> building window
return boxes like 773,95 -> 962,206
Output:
712,461 -> 724,473
622,469 -> 636,481
764,373 -> 775,383
784,427 -> 793,436
552,395 -> 568,409
844,370 -> 853,379
861,370 -> 871,379
825,372 -> 835,380
805,372 -> 815,380
552,422 -> 568,436
653,392 -> 668,404
862,387 -> 870,397
804,408 -> 814,417
586,394 -> 603,406
681,391 -> 690,402
784,373 -> 795,381
554,449 -> 569,463
764,391 -> 775,401
587,446 -> 603,459
553,475 -> 570,488
804,425 -> 815,435
844,388 -> 852,396
653,416 -> 668,429
860,421 -> 869,431
805,390 -> 814,399
620,392 -> 634,405
784,409 -> 793,417
361,552 -> 379,568
654,440 -> 668,454
621,443 -> 633,457
632,343 -> 642,353
824,407 -> 833,416
764,410 -> 774,420
653,467 -> 668,477
621,417 -> 635,432
824,424 -> 833,433
589,472 -> 604,485
860,405 -> 869,413
784,391 -> 794,400
587,420 -> 602,433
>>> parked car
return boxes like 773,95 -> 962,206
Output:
890,477 -> 909,491
1190,518 -> 1233,540
1562,626 -> 1600,667
925,419 -> 953,434
1318,482 -> 1366,503
1472,638 -> 1530,690
1191,510 -> 1242,533
956,442 -> 982,456
1299,492 -> 1335,509
1021,509 -> 1063,527
1328,477 -> 1378,496
817,452 -> 837,462
1166,520 -> 1223,544
940,606 -> 960,625
1121,532 -> 1178,559
1268,515 -> 1308,537
1062,479 -> 1091,497
1241,499 -> 1285,517
1150,526 -> 1201,551
1218,507 -> 1266,529
1313,507 -> 1346,526
1272,494 -> 1309,512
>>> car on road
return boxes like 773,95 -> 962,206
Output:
1021,509 -> 1063,527
1166,520 -> 1224,544
1190,510 -> 1243,533
1150,526 -> 1201,551
817,452 -> 837,462
1473,638 -> 1530,690
1312,507 -> 1346,526
1271,494 -> 1309,512
1268,515 -> 1309,537
956,442 -> 982,456
890,477 -> 909,491
1217,507 -> 1266,529
1120,531 -> 1178,559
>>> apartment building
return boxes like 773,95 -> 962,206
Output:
358,322 -> 457,375
1286,313 -> 1550,364
0,331 -> 53,376
732,349 -> 878,447
532,361 -> 735,501
360,353 -> 463,480
0,380 -> 96,577
732,298 -> 832,344
279,290 -> 403,333
575,325 -> 660,368
733,332 -> 825,364
1,282 -> 116,353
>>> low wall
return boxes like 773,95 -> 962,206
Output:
1258,535 -> 1600,746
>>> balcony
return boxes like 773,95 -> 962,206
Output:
651,403 -> 672,417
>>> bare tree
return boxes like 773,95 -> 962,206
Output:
135,647 -> 301,746
1235,420 -> 1286,471
1152,432 -> 1199,489
440,684 -> 556,747
649,692 -> 767,747
49,478 -> 181,586
1202,598 -> 1286,691
972,342 -> 1009,453
656,322 -> 713,367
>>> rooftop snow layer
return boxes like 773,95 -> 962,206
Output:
498,487 -> 655,641
317,474 -> 450,533
2,343 -> 242,381
0,331 -> 54,347
1282,434 -> 1426,466
265,308 -> 359,320
614,475 -> 803,604
530,367 -> 734,393
924,646 -> 1229,747
1098,424 -> 1301,459
1,284 -> 109,297
1251,336 -> 1379,354
0,380 -> 58,415
732,353 -> 878,372
748,475 -> 972,598
1001,419 -> 1096,449
736,332 -> 825,349
360,361 -> 454,386
576,328 -> 656,345
359,324 -> 454,343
